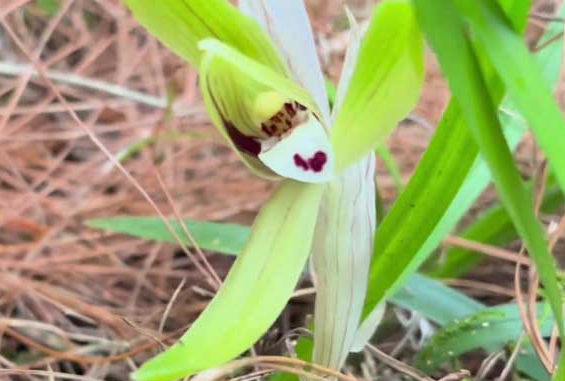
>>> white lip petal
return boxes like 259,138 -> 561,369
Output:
258,116 -> 334,183
240,0 -> 331,123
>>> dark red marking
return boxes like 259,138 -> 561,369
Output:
293,154 -> 309,170
308,151 -> 328,173
297,103 -> 307,111
225,120 -> 261,156
293,151 -> 327,173
284,102 -> 296,117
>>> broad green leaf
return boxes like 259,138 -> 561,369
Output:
413,0 -> 564,368
86,217 -> 248,256
199,39 -> 333,183
311,154 -> 376,369
391,273 -> 482,325
132,181 -> 323,381
123,0 -> 286,73
240,0 -> 331,122
331,0 -> 424,171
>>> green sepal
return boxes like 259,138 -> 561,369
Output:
132,180 -> 324,381
331,0 -> 425,171
123,0 -> 287,72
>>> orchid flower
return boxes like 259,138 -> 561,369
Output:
123,1 -> 424,380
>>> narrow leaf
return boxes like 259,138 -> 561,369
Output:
414,0 -> 564,356
454,0 -> 565,207
361,0 -> 533,323
86,217 -> 248,256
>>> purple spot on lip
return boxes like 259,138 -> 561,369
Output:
309,151 -> 327,173
293,151 -> 327,173
293,154 -> 308,171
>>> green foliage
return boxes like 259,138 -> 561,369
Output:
106,0 -> 565,379
86,217 -> 248,256
417,303 -> 553,372
36,0 -> 59,16
414,0 -> 564,378
361,0 -> 535,323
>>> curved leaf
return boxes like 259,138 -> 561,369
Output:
132,180 -> 323,381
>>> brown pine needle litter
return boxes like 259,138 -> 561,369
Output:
1,0 -> 564,380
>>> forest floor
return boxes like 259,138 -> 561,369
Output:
0,0 -> 563,380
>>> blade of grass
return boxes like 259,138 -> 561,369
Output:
86,217 -> 249,256
361,0 -> 531,321
427,0 -> 565,279
455,0 -> 565,213
412,1 -> 564,377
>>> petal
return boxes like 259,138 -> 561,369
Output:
259,115 -> 334,183
123,0 -> 286,72
311,154 -> 377,369
331,0 -> 425,171
200,40 -> 334,183
240,0 -> 331,122
132,180 -> 324,381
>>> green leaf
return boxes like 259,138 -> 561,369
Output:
414,0 -> 564,356
417,302 -> 554,373
361,0 -> 533,329
86,217 -> 248,256
363,102 -> 479,317
454,1 -> 565,209
123,0 -> 286,72
331,0 -> 425,171
132,181 -> 323,381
